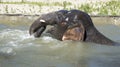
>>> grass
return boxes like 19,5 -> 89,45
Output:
78,0 -> 120,15
0,1 -> 72,6
0,0 -> 120,15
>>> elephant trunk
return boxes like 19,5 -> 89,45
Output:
29,19 -> 47,37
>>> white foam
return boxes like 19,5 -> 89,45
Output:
0,47 -> 16,57
0,29 -> 33,40
0,29 -> 36,48
42,36 -> 54,42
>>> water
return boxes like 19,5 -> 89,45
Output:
0,16 -> 120,67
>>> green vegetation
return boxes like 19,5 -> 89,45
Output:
0,0 -> 120,15
0,1 -> 72,6
78,0 -> 120,15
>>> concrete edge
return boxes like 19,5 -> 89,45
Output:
0,14 -> 120,17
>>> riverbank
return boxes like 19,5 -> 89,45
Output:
0,15 -> 120,26
0,0 -> 119,15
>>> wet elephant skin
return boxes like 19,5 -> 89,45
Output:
29,9 -> 120,46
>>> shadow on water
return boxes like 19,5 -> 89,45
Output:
0,16 -> 120,67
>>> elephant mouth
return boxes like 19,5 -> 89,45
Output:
29,26 -> 46,38
34,26 -> 46,37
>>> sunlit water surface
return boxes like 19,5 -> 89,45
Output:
0,16 -> 120,67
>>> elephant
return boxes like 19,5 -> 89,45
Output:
29,10 -> 69,40
29,9 -> 120,46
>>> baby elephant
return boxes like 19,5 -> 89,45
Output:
29,9 -> 120,46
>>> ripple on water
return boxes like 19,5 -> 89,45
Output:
0,27 -> 120,67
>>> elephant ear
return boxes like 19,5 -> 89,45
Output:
62,22 -> 85,41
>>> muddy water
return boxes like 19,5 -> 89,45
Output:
0,16 -> 120,67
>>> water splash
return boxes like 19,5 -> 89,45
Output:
41,36 -> 55,43
0,29 -> 34,48
0,29 -> 63,48
0,47 -> 16,58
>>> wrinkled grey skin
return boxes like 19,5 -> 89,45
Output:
29,9 -> 120,46
29,10 -> 69,39
65,10 -> 119,45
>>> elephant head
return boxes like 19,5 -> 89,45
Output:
29,9 -> 120,46
29,10 -> 68,37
